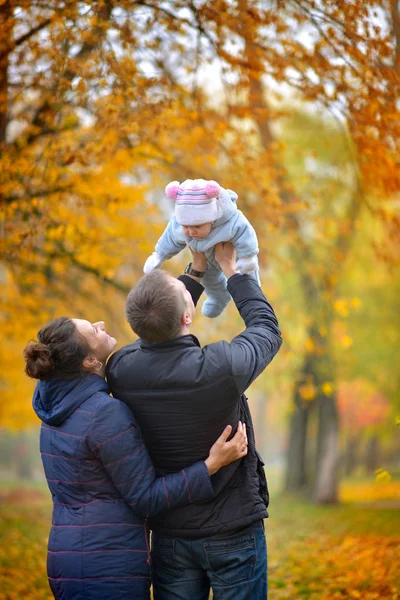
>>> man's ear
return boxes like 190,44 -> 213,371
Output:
182,311 -> 192,326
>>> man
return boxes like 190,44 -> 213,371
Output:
107,242 -> 282,600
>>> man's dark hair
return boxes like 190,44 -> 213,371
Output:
125,270 -> 186,343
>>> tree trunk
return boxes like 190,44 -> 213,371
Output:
15,433 -> 33,480
285,400 -> 309,491
364,435 -> 380,474
344,437 -> 359,476
240,15 -> 343,503
313,394 -> 339,503
244,54 -> 319,496
284,352 -> 316,492
311,328 -> 339,504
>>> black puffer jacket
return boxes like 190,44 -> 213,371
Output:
107,274 -> 282,538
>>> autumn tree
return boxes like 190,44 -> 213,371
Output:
0,2 -> 399,507
337,380 -> 389,474
219,0 -> 400,503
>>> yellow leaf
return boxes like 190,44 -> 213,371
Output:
351,297 -> 361,309
298,383 -> 317,401
334,298 -> 349,317
375,469 -> 392,484
305,338 -> 315,352
321,382 -> 333,396
341,335 -> 353,348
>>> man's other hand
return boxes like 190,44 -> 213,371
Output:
215,242 -> 238,280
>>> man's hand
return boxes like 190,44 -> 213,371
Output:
215,242 -> 238,280
205,421 -> 248,475
185,248 -> 207,283
190,249 -> 207,273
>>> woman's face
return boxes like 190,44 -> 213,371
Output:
72,320 -> 117,363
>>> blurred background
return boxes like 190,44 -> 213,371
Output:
0,1 -> 399,598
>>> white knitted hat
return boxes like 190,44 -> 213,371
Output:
165,179 -> 221,226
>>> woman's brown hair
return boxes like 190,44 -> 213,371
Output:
24,317 -> 90,380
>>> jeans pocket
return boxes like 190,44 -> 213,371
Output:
204,531 -> 256,585
151,537 -> 182,585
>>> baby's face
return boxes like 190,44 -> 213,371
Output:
182,223 -> 212,239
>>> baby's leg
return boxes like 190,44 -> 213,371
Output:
202,264 -> 232,318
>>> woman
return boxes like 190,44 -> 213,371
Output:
25,316 -> 247,600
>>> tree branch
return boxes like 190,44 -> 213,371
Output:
6,245 -> 131,295
24,2 -> 113,146
63,252 -> 131,294
3,184 -> 74,205
0,18 -> 51,62
289,0 -> 375,94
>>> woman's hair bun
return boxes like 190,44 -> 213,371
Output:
24,342 -> 55,380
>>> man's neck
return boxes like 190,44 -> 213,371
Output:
180,325 -> 191,337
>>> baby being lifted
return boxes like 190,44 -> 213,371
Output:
144,178 -> 260,318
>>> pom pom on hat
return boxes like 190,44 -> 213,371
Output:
165,181 -> 180,200
205,181 -> 221,198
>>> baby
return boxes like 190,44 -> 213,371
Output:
144,178 -> 260,318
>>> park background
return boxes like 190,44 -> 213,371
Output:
0,1 -> 399,598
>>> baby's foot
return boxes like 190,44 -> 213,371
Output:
202,297 -> 230,318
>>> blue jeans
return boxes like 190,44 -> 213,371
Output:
151,521 -> 267,600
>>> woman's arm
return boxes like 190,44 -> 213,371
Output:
88,396 -> 247,518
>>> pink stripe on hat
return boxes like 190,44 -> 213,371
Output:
166,179 -> 221,225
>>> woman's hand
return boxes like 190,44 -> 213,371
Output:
205,421 -> 248,475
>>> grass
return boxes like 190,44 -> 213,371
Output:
0,478 -> 399,599
0,486 -> 52,600
267,495 -> 400,599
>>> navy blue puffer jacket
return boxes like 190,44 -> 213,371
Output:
33,373 -> 214,600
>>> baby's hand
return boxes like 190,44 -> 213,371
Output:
143,252 -> 163,274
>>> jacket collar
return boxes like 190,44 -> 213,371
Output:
33,373 -> 109,425
140,334 -> 200,352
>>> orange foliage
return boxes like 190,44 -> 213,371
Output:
1,1 -> 399,428
1,487 -> 399,600
337,379 -> 390,432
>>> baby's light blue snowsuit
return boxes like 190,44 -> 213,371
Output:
148,189 -> 260,318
